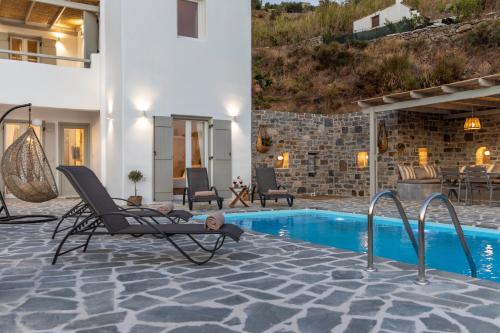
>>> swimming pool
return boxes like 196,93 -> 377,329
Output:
208,210 -> 500,282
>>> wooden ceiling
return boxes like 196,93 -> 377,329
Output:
0,0 -> 100,33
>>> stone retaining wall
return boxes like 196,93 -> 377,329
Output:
252,110 -> 500,197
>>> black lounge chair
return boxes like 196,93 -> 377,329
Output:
53,166 -> 243,265
252,167 -> 294,208
51,177 -> 192,240
183,168 -> 223,210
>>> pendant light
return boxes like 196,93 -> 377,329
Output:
464,107 -> 481,131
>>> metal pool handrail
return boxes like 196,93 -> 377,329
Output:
415,193 -> 477,285
366,190 -> 418,272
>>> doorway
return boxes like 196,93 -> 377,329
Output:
172,118 -> 208,198
59,123 -> 90,197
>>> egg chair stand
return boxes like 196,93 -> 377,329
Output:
0,104 -> 58,224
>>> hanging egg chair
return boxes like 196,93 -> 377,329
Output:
2,127 -> 58,202
0,104 -> 58,224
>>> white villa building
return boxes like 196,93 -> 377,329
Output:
353,0 -> 418,33
0,0 -> 252,203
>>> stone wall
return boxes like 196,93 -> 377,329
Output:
252,110 -> 500,197
384,18 -> 497,43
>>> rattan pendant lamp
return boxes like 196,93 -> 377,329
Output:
0,104 -> 58,224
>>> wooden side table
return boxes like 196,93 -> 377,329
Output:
228,186 -> 249,208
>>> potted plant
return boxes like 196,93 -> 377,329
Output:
128,170 -> 144,206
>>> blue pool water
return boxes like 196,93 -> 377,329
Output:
211,210 -> 500,282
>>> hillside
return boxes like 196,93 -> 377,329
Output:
252,0 -> 500,114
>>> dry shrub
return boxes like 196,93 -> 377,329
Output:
429,52 -> 466,85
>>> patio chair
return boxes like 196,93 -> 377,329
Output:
440,167 -> 464,203
51,173 -> 193,239
251,167 -> 294,208
53,166 -> 243,265
465,166 -> 500,206
183,168 -> 223,210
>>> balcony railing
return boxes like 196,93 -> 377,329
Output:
0,49 -> 91,66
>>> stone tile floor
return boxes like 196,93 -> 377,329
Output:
1,198 -> 499,333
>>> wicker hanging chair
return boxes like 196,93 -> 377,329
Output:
1,127 -> 58,203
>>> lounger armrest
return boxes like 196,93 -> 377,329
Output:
210,186 -> 221,197
97,211 -> 170,238
112,197 -> 140,207
120,207 -> 178,224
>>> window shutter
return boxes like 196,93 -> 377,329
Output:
154,117 -> 173,201
209,119 -> 232,199
83,11 -> 99,68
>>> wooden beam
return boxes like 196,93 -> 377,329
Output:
479,78 -> 495,87
410,91 -> 426,99
49,6 -> 66,28
362,85 -> 500,114
35,0 -> 99,12
25,1 -> 36,24
442,85 -> 461,94
382,96 -> 398,104
453,99 -> 500,108
444,109 -> 500,120
0,17 -> 78,35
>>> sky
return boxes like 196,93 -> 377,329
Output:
265,0 -> 321,5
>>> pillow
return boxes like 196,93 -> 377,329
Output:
487,164 -> 496,173
398,165 -> 416,181
423,165 -> 438,179
414,167 -> 431,180
459,165 -> 467,173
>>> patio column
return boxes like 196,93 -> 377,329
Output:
369,111 -> 378,198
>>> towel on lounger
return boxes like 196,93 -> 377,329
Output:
205,212 -> 225,231
195,190 -> 216,197
157,202 -> 174,214
268,189 -> 288,195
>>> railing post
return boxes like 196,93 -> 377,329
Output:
416,206 -> 430,285
366,204 -> 377,272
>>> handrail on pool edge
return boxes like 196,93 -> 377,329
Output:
415,193 -> 477,285
366,190 -> 419,272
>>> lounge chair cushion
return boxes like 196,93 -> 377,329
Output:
268,189 -> 288,195
423,165 -> 438,178
414,167 -> 431,180
117,223 -> 243,242
398,165 -> 416,181
195,190 -> 217,197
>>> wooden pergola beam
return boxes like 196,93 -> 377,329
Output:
35,0 -> 99,12
25,1 -> 36,24
49,6 -> 66,28
444,109 -> 500,119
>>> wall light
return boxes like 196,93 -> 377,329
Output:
31,118 -> 42,127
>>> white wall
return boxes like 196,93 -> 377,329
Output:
0,53 -> 100,110
353,2 -> 415,33
0,24 -> 83,67
101,0 -> 252,202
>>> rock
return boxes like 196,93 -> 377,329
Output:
137,306 -> 231,323
243,302 -> 300,333
21,313 -> 78,330
387,300 -> 432,316
119,295 -> 161,311
168,324 -> 238,333
344,318 -> 377,333
420,314 -> 461,332
348,299 -> 385,316
64,312 -> 126,330
447,312 -> 500,333
381,318 -> 416,333
16,297 -> 78,311
332,270 -> 363,280
297,308 -> 342,332
456,24 -> 472,33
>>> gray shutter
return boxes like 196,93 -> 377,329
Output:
83,11 -> 99,68
210,119 -> 232,199
154,117 -> 173,201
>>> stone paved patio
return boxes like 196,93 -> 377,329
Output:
1,198 -> 499,333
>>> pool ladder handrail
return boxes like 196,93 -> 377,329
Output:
366,190 -> 419,273
415,193 -> 477,285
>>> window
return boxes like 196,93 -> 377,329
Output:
357,152 -> 369,169
9,37 -> 39,62
371,15 -> 380,28
178,0 -> 199,38
418,148 -> 428,166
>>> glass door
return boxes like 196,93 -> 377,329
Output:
59,124 -> 89,197
172,119 -> 207,198
10,37 -> 39,62
3,122 -> 42,196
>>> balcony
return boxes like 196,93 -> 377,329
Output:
0,0 -> 100,110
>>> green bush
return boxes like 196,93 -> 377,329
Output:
380,55 -> 421,91
128,170 -> 144,197
464,21 -> 500,48
430,54 -> 465,85
448,0 -> 484,22
313,43 -> 354,70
